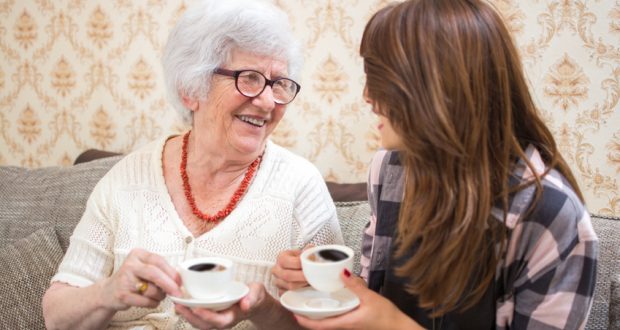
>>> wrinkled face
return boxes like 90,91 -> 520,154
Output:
187,48 -> 289,156
363,86 -> 403,150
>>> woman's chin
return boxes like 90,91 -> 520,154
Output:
232,139 -> 266,157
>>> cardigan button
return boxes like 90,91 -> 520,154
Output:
185,236 -> 193,244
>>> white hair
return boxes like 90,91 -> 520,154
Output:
162,0 -> 303,125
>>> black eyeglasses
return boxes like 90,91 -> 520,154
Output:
214,68 -> 301,105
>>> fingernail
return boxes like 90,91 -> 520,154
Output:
343,268 -> 351,278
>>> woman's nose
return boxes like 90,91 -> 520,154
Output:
252,86 -> 276,111
363,86 -> 372,104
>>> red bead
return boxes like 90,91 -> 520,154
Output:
180,131 -> 262,223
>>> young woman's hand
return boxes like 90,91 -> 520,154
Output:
294,270 -> 423,330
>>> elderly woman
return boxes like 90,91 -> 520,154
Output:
42,0 -> 342,329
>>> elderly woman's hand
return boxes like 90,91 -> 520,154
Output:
271,246 -> 312,295
174,282 -> 270,329
100,248 -> 182,311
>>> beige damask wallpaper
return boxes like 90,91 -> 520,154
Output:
0,0 -> 619,216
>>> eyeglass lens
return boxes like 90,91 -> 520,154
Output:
236,71 -> 298,104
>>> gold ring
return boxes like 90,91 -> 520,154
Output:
135,281 -> 148,295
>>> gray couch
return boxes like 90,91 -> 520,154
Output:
0,155 -> 618,329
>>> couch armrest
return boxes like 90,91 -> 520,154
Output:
588,214 -> 620,330
610,273 -> 620,329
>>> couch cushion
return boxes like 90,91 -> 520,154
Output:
0,227 -> 64,329
587,215 -> 620,330
335,201 -> 370,276
0,156 -> 122,251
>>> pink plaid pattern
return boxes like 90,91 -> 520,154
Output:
362,146 -> 598,329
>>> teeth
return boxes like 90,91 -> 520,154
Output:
238,115 -> 266,127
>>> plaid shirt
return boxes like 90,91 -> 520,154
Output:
360,147 -> 598,329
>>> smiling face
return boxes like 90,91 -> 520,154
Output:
185,48 -> 289,158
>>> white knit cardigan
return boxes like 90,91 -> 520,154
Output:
52,136 -> 343,329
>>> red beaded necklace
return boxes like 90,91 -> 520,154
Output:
180,131 -> 261,222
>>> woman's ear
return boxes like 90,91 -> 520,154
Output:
181,93 -> 198,112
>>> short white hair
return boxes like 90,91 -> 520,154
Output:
162,0 -> 303,125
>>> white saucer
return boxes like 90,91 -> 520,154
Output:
280,287 -> 360,320
170,281 -> 249,311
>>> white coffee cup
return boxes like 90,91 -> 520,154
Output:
300,245 -> 354,292
179,257 -> 233,300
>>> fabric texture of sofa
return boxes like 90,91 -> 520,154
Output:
0,153 -> 618,329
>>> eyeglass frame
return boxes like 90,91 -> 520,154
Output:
213,68 -> 301,105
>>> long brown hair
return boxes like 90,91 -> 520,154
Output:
360,0 -> 583,316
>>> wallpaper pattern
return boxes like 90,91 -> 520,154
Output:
0,0 -> 619,216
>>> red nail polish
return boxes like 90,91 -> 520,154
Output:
344,268 -> 351,278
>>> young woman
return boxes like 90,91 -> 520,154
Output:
275,0 -> 598,328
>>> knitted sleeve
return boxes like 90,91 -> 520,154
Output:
293,162 -> 343,247
51,167 -> 118,287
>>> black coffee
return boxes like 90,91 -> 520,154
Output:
188,263 -> 226,272
310,249 -> 349,262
